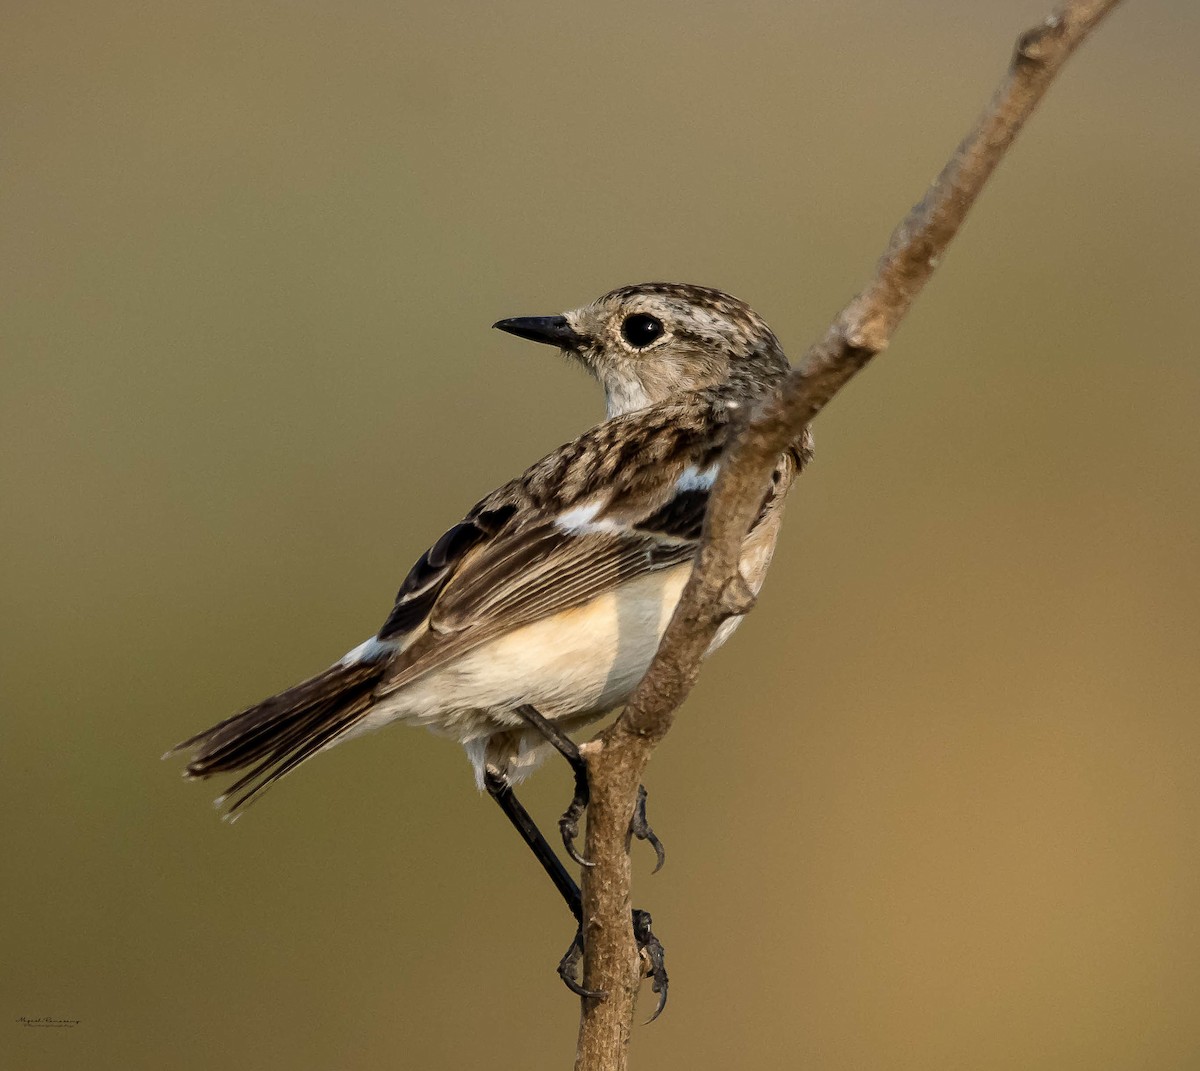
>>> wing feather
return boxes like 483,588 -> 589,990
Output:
373,493 -> 711,695
370,400 -> 801,699
378,503 -> 517,640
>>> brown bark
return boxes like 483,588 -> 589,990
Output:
573,1 -> 1127,1068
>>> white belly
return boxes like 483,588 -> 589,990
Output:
354,563 -> 697,742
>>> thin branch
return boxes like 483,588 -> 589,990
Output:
573,1 -> 1126,1067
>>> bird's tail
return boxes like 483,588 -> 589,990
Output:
169,658 -> 388,820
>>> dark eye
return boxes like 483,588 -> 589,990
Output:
621,313 -> 664,348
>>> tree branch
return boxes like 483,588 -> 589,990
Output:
573,1 -> 1126,1067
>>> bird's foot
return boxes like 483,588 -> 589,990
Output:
511,704 -> 663,871
557,929 -> 604,999
560,776 -> 667,873
559,762 -> 592,867
556,911 -> 669,1022
556,926 -> 604,1003
633,908 -> 669,1022
631,784 -> 666,874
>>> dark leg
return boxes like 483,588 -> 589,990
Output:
512,705 -> 592,866
484,766 -> 580,921
514,704 -> 666,871
484,766 -> 669,1017
483,767 -> 600,998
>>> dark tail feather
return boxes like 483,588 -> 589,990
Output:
171,659 -> 387,820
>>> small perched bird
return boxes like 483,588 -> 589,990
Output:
170,282 -> 811,1014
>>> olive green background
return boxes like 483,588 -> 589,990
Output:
3,1 -> 1198,1068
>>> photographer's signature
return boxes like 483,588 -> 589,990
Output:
16,1016 -> 81,1028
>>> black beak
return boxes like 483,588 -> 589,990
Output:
492,315 -> 584,348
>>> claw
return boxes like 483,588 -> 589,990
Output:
631,784 -> 666,874
633,909 -> 669,1022
560,763 -> 594,868
560,811 -> 593,867
557,929 -> 606,1000
557,915 -> 668,1020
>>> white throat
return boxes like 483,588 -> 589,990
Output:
604,376 -> 652,418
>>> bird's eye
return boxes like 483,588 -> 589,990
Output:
620,313 -> 665,348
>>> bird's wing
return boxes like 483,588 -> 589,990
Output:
373,402 -> 757,695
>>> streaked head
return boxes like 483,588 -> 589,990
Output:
494,282 -> 789,417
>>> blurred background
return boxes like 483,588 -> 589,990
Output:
3,1 -> 1198,1068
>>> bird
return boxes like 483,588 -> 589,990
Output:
169,281 -> 812,1015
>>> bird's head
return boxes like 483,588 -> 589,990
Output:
494,282 -> 789,417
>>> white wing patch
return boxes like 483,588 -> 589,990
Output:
554,498 -> 623,535
339,636 -> 399,665
675,463 -> 719,492
555,466 -> 716,537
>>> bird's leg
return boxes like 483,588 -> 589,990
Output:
511,704 -> 591,866
483,766 -> 581,921
483,765 -> 669,1017
514,704 -> 666,872
482,767 -> 601,998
